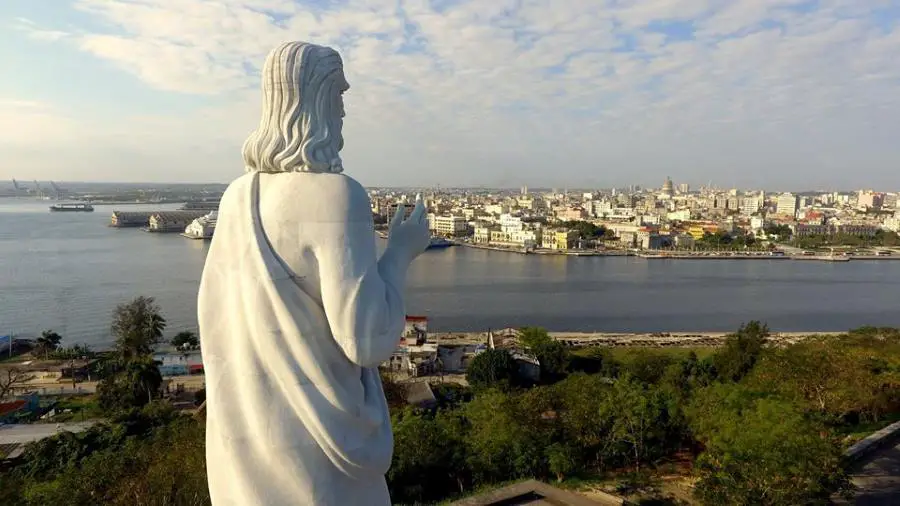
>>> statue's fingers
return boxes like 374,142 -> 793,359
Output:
409,199 -> 426,224
390,203 -> 406,231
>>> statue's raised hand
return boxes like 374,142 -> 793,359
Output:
386,196 -> 430,263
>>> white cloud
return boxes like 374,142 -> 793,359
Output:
5,0 -> 900,188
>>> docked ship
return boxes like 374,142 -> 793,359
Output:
426,237 -> 453,249
375,232 -> 453,250
182,211 -> 218,239
49,203 -> 94,212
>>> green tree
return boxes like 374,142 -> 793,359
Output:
517,327 -> 552,348
466,349 -> 519,390
688,385 -> 850,505
748,336 -> 900,422
619,351 -> 674,385
463,389 -> 555,483
98,357 -> 163,411
111,296 -> 166,360
553,373 -> 612,468
48,344 -> 93,360
713,321 -> 769,382
34,330 -> 62,358
388,408 -> 468,503
170,331 -> 199,349
546,442 -> 578,482
517,327 -> 569,382
600,376 -> 673,471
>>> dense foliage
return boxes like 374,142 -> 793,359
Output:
171,331 -> 200,349
790,230 -> 900,249
4,323 -> 900,505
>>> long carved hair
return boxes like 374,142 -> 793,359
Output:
242,42 -> 347,173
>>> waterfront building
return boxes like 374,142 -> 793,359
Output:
432,215 -> 468,237
473,225 -> 494,244
109,211 -> 153,228
674,234 -> 695,249
147,211 -> 208,233
541,229 -> 578,250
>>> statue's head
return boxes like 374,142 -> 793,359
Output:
243,42 -> 349,174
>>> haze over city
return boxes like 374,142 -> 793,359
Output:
1,0 -> 899,188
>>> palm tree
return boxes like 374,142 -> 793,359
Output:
126,357 -> 163,405
111,296 -> 167,359
34,330 -> 62,359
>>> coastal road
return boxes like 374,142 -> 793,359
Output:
846,440 -> 900,505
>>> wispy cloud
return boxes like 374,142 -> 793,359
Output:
5,0 -> 900,188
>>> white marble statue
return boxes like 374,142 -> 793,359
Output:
198,41 -> 430,505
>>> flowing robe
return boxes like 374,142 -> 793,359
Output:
199,171 -> 408,505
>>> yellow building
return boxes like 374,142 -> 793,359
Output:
542,229 -> 579,250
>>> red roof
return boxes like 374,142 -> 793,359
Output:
405,316 -> 428,322
0,400 -> 26,417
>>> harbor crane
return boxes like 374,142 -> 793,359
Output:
49,181 -> 64,199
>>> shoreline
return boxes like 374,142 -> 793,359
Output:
450,240 -> 900,261
430,330 -> 847,347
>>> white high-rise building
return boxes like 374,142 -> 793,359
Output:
776,193 -> 798,216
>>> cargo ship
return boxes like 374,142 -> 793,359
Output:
49,203 -> 94,212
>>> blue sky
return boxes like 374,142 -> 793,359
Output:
1,0 -> 899,190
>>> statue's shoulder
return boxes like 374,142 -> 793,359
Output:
219,173 -> 254,206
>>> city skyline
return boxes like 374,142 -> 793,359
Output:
1,1 -> 899,188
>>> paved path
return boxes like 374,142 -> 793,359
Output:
0,421 -> 97,444
847,440 -> 900,505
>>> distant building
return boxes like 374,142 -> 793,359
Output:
432,215 -> 468,237
386,202 -> 415,223
740,196 -> 762,216
858,191 -> 884,210
661,177 -> 674,197
677,183 -> 690,194
667,209 -> 691,221
776,193 -> 799,217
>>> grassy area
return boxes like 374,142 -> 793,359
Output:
37,394 -> 104,423
572,346 -> 718,361
606,347 -> 718,362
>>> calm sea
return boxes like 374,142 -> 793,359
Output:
2,199 -> 899,348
